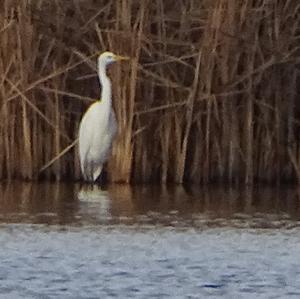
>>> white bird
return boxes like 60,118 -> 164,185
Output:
78,51 -> 129,182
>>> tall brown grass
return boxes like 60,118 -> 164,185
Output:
0,0 -> 299,184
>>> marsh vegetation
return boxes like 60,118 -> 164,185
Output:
0,0 -> 299,184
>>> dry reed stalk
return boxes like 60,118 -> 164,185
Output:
108,0 -> 146,183
0,0 -> 299,184
174,50 -> 201,183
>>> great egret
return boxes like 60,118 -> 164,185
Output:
78,51 -> 129,182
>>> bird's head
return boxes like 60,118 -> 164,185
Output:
98,51 -> 129,67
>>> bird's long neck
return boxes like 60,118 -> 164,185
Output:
98,59 -> 112,107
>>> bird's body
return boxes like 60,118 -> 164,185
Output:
78,51 -> 128,182
78,101 -> 117,181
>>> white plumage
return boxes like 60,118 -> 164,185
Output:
78,51 -> 129,182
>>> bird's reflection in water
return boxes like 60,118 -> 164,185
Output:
77,185 -> 112,223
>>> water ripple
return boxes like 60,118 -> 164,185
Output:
0,183 -> 299,297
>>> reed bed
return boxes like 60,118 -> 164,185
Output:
0,0 -> 299,184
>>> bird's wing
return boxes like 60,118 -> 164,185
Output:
78,102 -> 112,180
100,110 -> 117,161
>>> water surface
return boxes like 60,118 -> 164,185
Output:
0,183 -> 300,298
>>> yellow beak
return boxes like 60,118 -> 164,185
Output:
115,55 -> 130,61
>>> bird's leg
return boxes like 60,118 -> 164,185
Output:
97,169 -> 107,186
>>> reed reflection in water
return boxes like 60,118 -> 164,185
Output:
0,182 -> 299,228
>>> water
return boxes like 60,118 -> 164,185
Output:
0,183 -> 300,298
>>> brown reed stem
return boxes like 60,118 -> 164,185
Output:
0,0 -> 299,184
